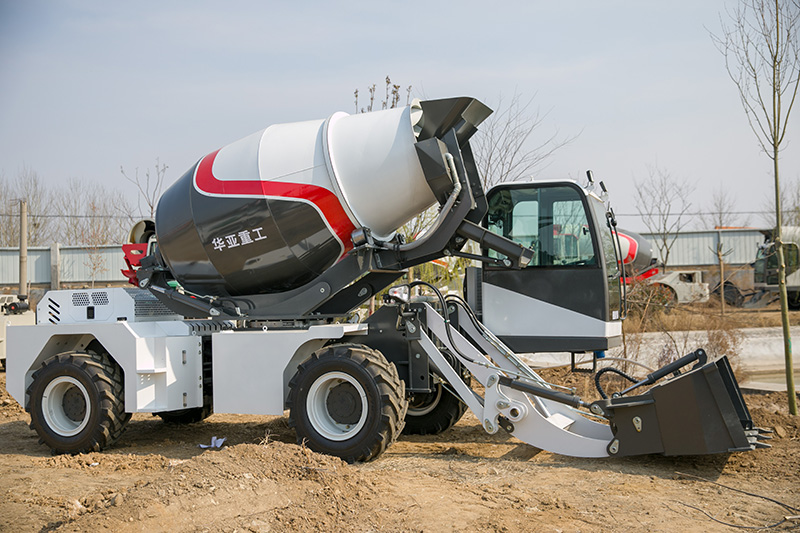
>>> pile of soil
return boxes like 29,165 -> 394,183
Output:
1,372 -> 798,532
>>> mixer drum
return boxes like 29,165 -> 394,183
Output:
155,105 -> 436,297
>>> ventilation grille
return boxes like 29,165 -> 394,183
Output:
134,300 -> 178,317
125,288 -> 177,317
91,292 -> 109,306
48,298 -> 61,324
71,293 -> 90,307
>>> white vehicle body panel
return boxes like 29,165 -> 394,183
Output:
0,311 -> 35,364
211,323 -> 367,415
7,288 -> 366,417
7,320 -> 204,413
481,283 -> 622,341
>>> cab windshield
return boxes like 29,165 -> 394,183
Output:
486,185 -> 597,267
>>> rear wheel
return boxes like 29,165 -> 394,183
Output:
403,376 -> 469,435
27,350 -> 130,454
788,291 -> 800,311
722,283 -> 744,307
288,343 -> 407,463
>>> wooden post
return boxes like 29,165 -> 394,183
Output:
50,243 -> 61,290
19,200 -> 27,297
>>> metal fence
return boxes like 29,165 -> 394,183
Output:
0,229 -> 771,286
640,228 -> 765,267
0,245 -> 127,286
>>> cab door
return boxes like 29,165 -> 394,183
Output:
468,181 -> 622,353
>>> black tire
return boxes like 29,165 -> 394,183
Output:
26,350 -> 130,454
403,380 -> 468,435
156,395 -> 213,424
787,291 -> 800,311
287,343 -> 407,463
722,283 -> 744,307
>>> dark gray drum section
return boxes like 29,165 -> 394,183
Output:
155,165 -> 342,297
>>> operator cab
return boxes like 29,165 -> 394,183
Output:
754,237 -> 799,287
466,180 -> 624,353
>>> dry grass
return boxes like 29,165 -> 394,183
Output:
536,286 -> 797,403
619,292 -> 800,384
625,296 -> 797,334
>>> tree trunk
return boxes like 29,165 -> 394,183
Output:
718,242 -> 726,316
774,146 -> 797,414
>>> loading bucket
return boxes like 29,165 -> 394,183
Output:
599,356 -> 765,456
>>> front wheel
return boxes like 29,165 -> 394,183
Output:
287,343 -> 407,463
27,350 -> 130,454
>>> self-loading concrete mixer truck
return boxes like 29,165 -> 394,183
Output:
5,97 -> 767,462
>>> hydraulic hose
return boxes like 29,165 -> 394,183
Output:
594,367 -> 639,399
408,280 -> 478,365
389,153 -> 461,254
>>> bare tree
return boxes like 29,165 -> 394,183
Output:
17,167 -> 57,245
786,177 -> 800,225
758,176 -> 800,225
0,168 -> 56,247
54,178 -> 135,245
354,76 -> 411,114
698,184 -> 750,228
81,200 -> 111,288
120,158 -> 168,219
634,164 -> 696,268
0,174 -> 15,247
472,92 -> 577,189
713,0 -> 800,414
762,176 -> 800,226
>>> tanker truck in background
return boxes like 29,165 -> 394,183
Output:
5,97 -> 766,462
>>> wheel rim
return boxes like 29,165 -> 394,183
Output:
41,376 -> 91,437
407,383 -> 443,417
306,371 -> 368,441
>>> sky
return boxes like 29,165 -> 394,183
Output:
1,1 -> 798,233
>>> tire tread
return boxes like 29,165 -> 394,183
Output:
26,349 -> 129,454
287,343 -> 407,463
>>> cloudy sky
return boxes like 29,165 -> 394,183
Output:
1,1 -> 798,232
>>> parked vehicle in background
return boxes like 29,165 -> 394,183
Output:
647,270 -> 710,304
753,226 -> 800,310
613,229 -> 710,305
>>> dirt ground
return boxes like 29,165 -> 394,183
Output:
1,369 -> 798,533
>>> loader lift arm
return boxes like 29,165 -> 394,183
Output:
378,295 -> 769,457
